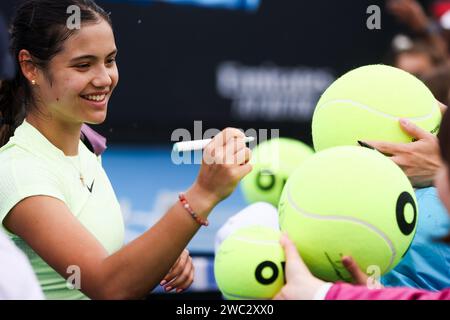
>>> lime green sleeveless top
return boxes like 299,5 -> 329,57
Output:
0,120 -> 124,299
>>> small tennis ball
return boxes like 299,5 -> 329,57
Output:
241,138 -> 314,206
214,226 -> 285,300
312,64 -> 441,152
278,146 -> 417,282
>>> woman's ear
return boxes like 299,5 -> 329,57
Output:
18,49 -> 38,85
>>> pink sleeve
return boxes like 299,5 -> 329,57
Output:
325,283 -> 450,300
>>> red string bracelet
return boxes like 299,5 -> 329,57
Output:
178,193 -> 209,227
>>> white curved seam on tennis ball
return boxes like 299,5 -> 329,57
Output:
231,237 -> 280,246
316,99 -> 438,121
286,185 -> 397,272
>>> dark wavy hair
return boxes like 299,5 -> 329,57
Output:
0,0 -> 112,146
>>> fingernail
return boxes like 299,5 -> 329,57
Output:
160,280 -> 167,286
400,118 -> 409,126
342,256 -> 351,266
357,140 -> 375,150
176,288 -> 183,293
165,286 -> 172,292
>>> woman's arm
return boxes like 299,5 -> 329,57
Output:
4,128 -> 252,299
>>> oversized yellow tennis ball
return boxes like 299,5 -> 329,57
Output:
312,64 -> 441,152
214,226 -> 285,300
240,138 -> 314,206
278,146 -> 417,282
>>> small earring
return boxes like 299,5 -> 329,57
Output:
31,80 -> 36,85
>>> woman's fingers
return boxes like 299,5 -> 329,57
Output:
341,256 -> 369,285
161,249 -> 189,286
165,256 -> 194,293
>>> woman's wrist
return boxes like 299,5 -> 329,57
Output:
303,277 -> 327,300
184,182 -> 220,218
313,282 -> 333,300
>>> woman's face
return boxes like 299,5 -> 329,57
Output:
35,19 -> 118,125
435,165 -> 450,215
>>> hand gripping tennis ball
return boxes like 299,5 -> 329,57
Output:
240,138 -> 314,206
278,146 -> 418,282
214,226 -> 285,300
312,64 -> 441,152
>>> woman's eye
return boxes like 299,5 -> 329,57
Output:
75,63 -> 90,69
106,58 -> 116,65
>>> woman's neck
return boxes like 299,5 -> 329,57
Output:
26,113 -> 82,156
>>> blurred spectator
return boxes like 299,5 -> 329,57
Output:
386,0 -> 448,59
387,0 -> 433,33
387,35 -> 446,77
422,63 -> 450,105
430,0 -> 450,52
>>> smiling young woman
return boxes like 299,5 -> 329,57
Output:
15,7 -> 118,156
0,0 -> 251,300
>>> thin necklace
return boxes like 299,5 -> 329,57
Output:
77,155 -> 85,187
68,155 -> 85,187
